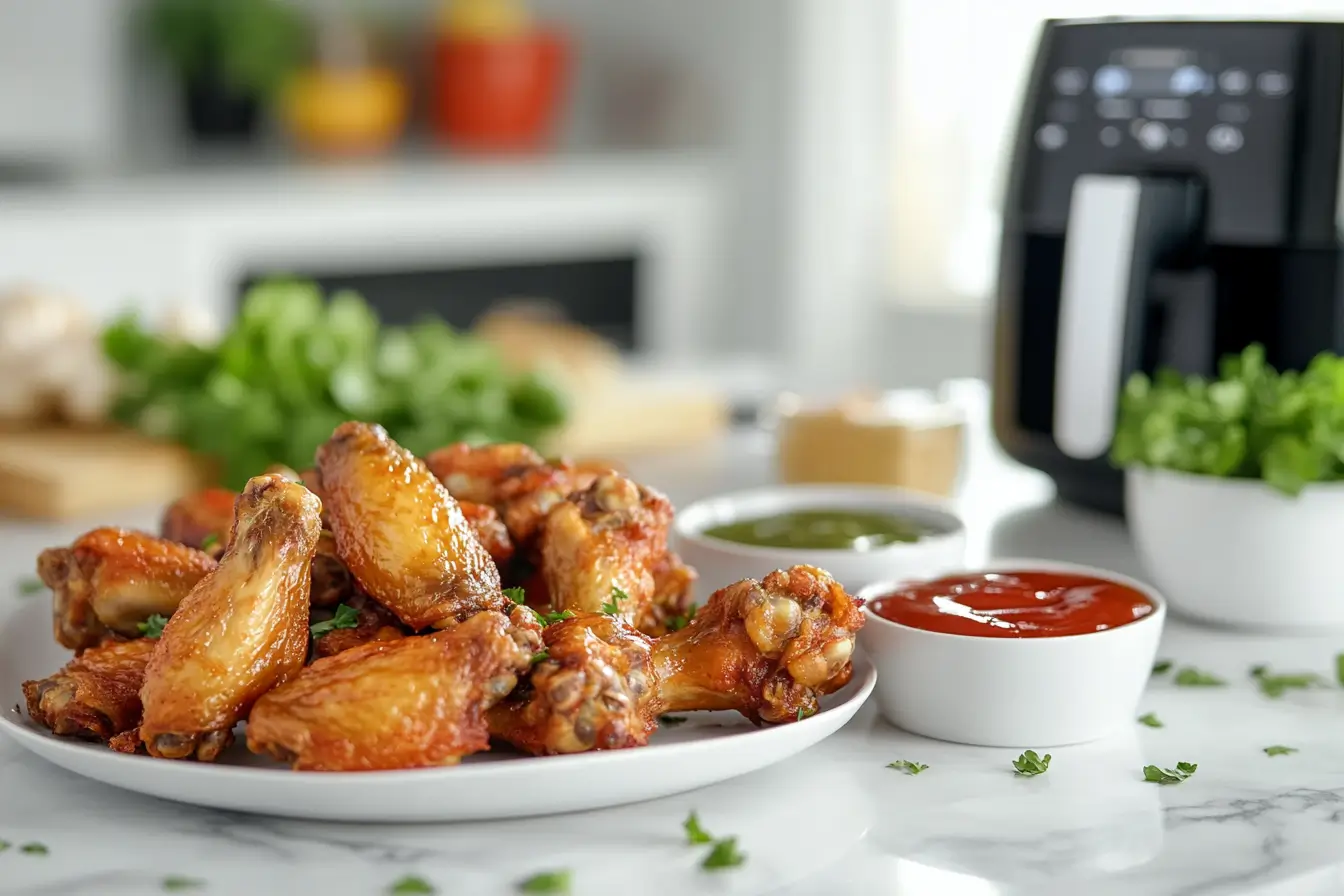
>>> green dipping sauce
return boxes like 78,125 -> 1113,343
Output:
703,509 -> 931,551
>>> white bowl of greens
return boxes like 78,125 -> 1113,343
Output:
1115,345 -> 1344,631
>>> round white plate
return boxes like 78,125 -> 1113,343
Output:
0,597 -> 874,822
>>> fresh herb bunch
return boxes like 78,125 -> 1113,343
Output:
104,281 -> 567,490
1111,344 -> 1344,496
141,0 -> 307,96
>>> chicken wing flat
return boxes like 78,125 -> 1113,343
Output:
541,473 -> 673,626
316,422 -> 505,630
652,565 -> 865,723
248,607 -> 542,771
488,611 -> 657,755
310,592 -> 408,659
459,500 -> 516,567
159,487 -> 237,557
139,474 -> 321,761
22,638 -> 155,742
39,529 -> 217,651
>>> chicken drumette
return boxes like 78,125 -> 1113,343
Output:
138,474 -> 321,761
38,529 -> 217,651
489,565 -> 864,755
540,473 -> 673,628
22,638 -> 156,743
316,422 -> 506,630
247,606 -> 542,771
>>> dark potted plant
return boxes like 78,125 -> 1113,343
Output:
142,0 -> 307,142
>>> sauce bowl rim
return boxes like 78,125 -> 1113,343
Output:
857,557 -> 1168,644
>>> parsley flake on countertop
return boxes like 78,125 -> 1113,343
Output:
503,587 -> 527,605
1173,667 -> 1226,687
701,837 -> 746,870
684,811 -> 713,844
1012,750 -> 1051,777
1337,652 -> 1344,687
887,760 -> 929,775
388,876 -> 435,895
16,578 -> 43,595
1144,762 -> 1197,784
1151,659 -> 1173,675
138,614 -> 169,639
1249,665 -> 1325,698
0,839 -> 9,852
19,843 -> 48,855
309,603 -> 359,638
518,869 -> 571,893
162,877 -> 206,892
601,585 -> 629,615
1138,712 -> 1163,728
1264,745 -> 1298,757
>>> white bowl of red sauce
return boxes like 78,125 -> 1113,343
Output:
672,485 -> 967,594
858,560 -> 1165,747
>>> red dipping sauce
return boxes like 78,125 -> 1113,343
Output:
869,571 -> 1155,638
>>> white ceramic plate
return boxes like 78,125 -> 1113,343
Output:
0,598 -> 874,822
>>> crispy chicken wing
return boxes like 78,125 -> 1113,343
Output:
490,566 -> 864,754
247,607 -> 542,771
159,487 -> 236,557
540,473 -> 673,626
39,529 -> 217,651
316,422 -> 505,630
22,638 -> 155,742
310,592 -> 408,659
488,611 -> 657,755
459,500 -> 516,567
138,474 -> 321,761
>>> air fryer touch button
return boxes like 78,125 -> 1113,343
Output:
1257,71 -> 1291,97
1207,124 -> 1244,154
1219,68 -> 1250,96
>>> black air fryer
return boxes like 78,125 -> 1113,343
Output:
993,18 -> 1344,514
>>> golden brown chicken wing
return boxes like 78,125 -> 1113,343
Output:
139,474 -> 321,761
22,638 -> 156,742
310,592 -> 408,659
316,422 -> 505,630
247,607 -> 542,771
490,566 -> 864,754
488,611 -> 658,755
39,529 -> 217,651
459,500 -> 516,567
540,473 -> 673,626
159,487 -> 237,558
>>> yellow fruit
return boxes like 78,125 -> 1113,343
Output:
281,68 -> 408,156
437,0 -> 531,40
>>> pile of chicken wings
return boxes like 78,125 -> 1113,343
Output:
21,422 -> 866,771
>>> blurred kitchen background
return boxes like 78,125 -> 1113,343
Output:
0,0 -> 1335,516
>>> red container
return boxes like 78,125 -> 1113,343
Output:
431,29 -> 569,152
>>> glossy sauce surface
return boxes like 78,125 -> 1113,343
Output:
703,509 -> 930,551
869,571 -> 1155,638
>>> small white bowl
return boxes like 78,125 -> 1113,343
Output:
1127,467 -> 1344,630
857,559 -> 1166,747
672,484 -> 967,594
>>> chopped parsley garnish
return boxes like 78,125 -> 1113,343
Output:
660,715 -> 688,726
137,614 -> 169,639
531,650 -> 549,665
796,706 -> 816,722
309,603 -> 359,638
601,585 -> 629,615
1264,745 -> 1298,757
1249,665 -> 1325,698
1173,667 -> 1226,687
19,842 -> 48,855
1137,712 -> 1163,728
17,578 -> 44,595
1143,761 -> 1197,784
503,587 -> 527,605
1012,750 -> 1051,777
537,609 -> 574,626
162,877 -> 206,892
200,534 -> 219,552
518,870 -> 570,893
388,876 -> 435,895
701,837 -> 746,870
887,760 -> 928,775
683,811 -> 713,844
667,605 -> 699,631
1151,659 -> 1173,675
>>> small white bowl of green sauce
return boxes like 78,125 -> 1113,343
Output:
673,485 -> 966,595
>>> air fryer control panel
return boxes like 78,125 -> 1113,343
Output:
1021,21 -> 1342,245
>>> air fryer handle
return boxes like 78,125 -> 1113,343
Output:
1053,174 -> 1200,460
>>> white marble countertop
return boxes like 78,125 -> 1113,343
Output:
5,388 -> 1344,896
